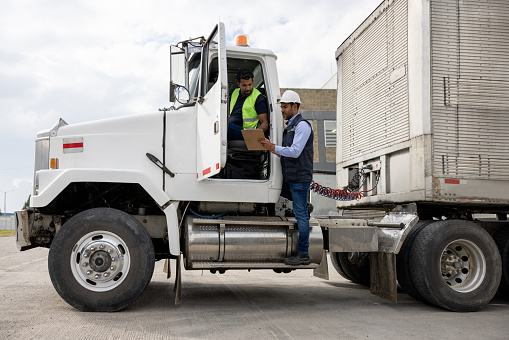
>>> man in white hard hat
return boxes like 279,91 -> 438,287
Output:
260,90 -> 314,265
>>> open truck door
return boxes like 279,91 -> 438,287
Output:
196,22 -> 228,180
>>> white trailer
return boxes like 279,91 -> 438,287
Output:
335,0 -> 508,311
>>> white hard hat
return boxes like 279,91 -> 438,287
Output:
280,90 -> 301,104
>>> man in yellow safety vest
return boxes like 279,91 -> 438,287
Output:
228,69 -> 269,140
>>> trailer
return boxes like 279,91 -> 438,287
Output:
335,0 -> 508,311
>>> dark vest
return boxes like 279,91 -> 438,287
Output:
281,114 -> 314,182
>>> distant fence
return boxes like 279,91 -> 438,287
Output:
0,215 -> 15,230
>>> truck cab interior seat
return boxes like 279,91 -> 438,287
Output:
224,140 -> 268,180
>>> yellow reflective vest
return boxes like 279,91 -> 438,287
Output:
229,88 -> 262,129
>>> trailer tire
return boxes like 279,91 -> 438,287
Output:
331,252 -> 370,286
330,252 -> 354,282
48,208 -> 155,312
493,228 -> 509,298
409,220 -> 501,312
396,220 -> 434,301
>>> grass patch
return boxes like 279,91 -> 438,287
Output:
0,230 -> 15,237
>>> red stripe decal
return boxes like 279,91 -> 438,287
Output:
444,179 -> 460,184
203,167 -> 211,176
63,142 -> 83,149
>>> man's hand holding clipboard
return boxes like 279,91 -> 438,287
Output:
259,137 -> 280,157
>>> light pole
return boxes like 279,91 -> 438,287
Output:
0,190 -> 15,215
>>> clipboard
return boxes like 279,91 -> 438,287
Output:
241,129 -> 266,150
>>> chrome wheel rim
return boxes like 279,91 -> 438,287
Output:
440,239 -> 486,293
70,230 -> 130,292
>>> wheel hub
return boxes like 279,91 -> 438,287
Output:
441,252 -> 464,277
90,250 -> 111,271
440,239 -> 486,293
84,247 -> 117,281
71,231 -> 130,291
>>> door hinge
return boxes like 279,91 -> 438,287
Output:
221,84 -> 228,104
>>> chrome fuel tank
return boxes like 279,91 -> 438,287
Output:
184,216 -> 323,269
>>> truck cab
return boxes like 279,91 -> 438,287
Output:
164,23 -> 284,202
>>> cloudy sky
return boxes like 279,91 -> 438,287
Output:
0,0 -> 381,213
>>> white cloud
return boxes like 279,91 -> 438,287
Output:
13,178 -> 32,189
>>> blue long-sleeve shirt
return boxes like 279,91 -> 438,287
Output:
275,113 -> 312,158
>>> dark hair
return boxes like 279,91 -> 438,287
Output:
288,102 -> 300,110
236,68 -> 254,82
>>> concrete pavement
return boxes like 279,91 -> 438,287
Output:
1,236 -> 508,339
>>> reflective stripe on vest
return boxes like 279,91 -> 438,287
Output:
229,88 -> 261,129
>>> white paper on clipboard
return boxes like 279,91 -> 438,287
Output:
241,129 -> 266,150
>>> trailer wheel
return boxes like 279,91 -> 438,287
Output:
409,220 -> 501,312
493,228 -> 509,298
48,208 -> 155,312
396,220 -> 434,301
331,252 -> 370,286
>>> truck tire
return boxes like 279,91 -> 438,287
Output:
396,220 -> 434,301
493,227 -> 509,298
48,208 -> 155,312
409,220 -> 501,312
330,252 -> 354,282
331,252 -> 370,286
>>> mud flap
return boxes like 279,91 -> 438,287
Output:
313,250 -> 329,280
370,252 -> 397,302
174,254 -> 182,305
163,259 -> 171,279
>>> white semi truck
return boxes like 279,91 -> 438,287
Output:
15,0 -> 507,312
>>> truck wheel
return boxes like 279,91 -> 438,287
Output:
331,252 -> 370,286
396,220 -> 434,301
409,220 -> 501,312
48,208 -> 155,312
493,228 -> 509,298
330,252 -> 354,282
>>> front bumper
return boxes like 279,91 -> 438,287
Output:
15,210 -> 34,251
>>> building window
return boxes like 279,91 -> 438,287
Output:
324,120 -> 336,147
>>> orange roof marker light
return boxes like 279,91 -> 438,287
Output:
235,34 -> 249,47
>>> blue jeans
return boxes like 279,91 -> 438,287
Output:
227,122 -> 244,140
288,181 -> 311,255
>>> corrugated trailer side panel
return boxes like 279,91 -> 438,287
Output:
336,0 -> 424,207
431,0 -> 509,203
340,0 -> 409,162
432,0 -> 509,177
336,0 -> 509,211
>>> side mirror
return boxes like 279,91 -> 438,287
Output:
174,85 -> 190,104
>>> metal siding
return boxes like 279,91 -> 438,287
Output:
340,0 -> 409,163
431,0 -> 509,180
341,42 -> 356,159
